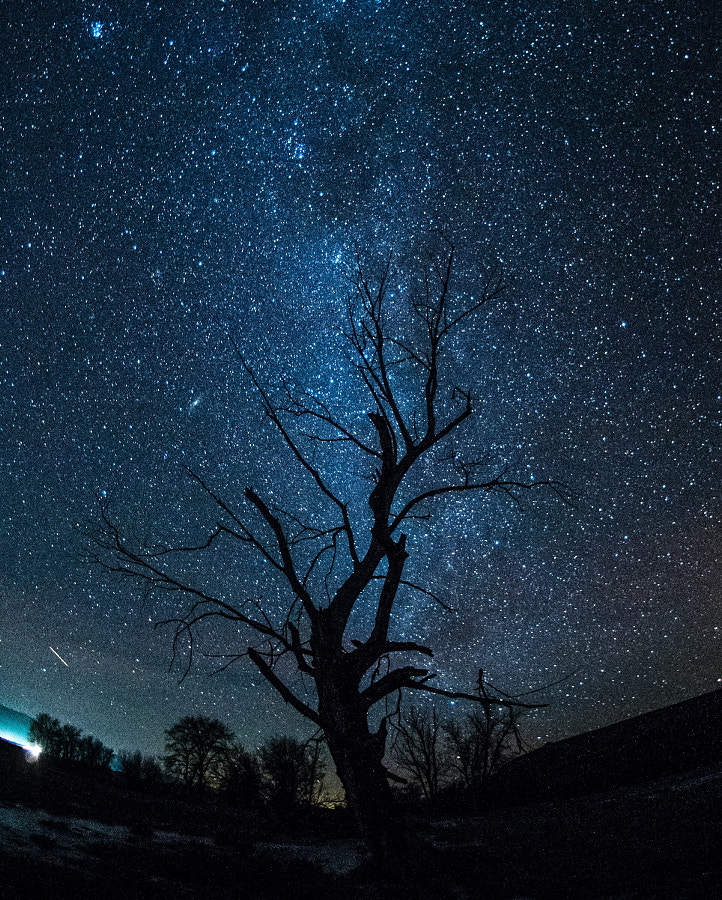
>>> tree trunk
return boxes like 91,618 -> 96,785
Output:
319,682 -> 406,862
327,727 -> 406,861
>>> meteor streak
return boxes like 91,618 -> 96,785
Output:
49,646 -> 69,667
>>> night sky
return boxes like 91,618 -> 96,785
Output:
1,0 -> 719,759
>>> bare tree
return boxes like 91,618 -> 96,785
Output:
445,669 -> 528,801
259,734 -> 326,810
119,750 -> 165,786
90,242 -> 567,855
221,742 -> 264,807
163,716 -> 234,790
58,723 -> 82,762
77,734 -> 114,768
28,713 -> 63,757
300,735 -> 328,808
444,708 -> 524,795
391,704 -> 449,803
29,713 -> 113,768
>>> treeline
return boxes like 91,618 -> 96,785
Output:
28,711 -> 330,810
29,713 -> 114,768
155,705 -> 525,810
28,702 -> 526,812
391,702 -> 525,807
160,716 -> 329,811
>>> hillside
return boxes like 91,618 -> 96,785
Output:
493,687 -> 722,801
1,734 -> 721,898
1,691 -> 722,896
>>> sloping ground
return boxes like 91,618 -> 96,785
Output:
0,800 -> 357,899
491,688 -> 722,802
428,762 -> 722,899
1,756 -> 720,898
0,741 -> 258,837
0,746 -> 361,898
2,688 -> 722,900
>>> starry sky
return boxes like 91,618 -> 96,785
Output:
1,0 -> 720,759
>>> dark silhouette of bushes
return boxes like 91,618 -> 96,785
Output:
162,716 -> 235,789
221,742 -> 264,807
160,715 -> 330,813
29,713 -> 113,768
258,735 -> 327,811
118,749 -> 165,787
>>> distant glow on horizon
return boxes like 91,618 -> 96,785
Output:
0,727 -> 40,757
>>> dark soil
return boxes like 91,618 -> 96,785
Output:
1,751 -> 721,898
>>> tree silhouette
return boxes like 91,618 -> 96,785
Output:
29,713 -> 113,767
163,716 -> 234,789
444,697 -> 526,798
119,750 -> 165,786
259,735 -> 327,810
92,242 -> 567,854
391,704 -> 448,803
221,742 -> 264,807
28,713 -> 62,757
77,734 -> 114,768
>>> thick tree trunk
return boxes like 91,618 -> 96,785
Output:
327,726 -> 406,861
319,680 -> 406,862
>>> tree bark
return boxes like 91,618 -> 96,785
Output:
323,704 -> 405,861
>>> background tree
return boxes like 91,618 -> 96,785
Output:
77,734 -> 114,768
28,713 -> 63,757
58,723 -> 82,762
93,242 -> 566,854
119,750 -> 166,786
391,704 -> 449,803
445,705 -> 526,797
299,735 -> 328,808
221,742 -> 264,807
163,715 -> 234,789
259,735 -> 326,811
29,713 -> 113,768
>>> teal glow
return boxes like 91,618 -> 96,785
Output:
0,726 -> 40,755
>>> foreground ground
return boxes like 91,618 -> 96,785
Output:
1,754 -> 721,898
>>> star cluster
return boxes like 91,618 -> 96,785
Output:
1,1 -> 719,755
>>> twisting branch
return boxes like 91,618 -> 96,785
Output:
280,383 -> 380,458
345,249 -> 413,449
404,682 -> 546,711
247,647 -> 322,726
92,502 -> 283,641
367,576 -> 455,612
244,488 -> 318,622
231,339 -> 360,566
391,477 -> 573,532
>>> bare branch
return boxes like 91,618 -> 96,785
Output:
405,682 -> 546,711
368,576 -> 455,612
95,502 -> 284,643
247,647 -> 322,726
280,386 -> 380,458
232,342 -> 360,565
391,477 -> 572,532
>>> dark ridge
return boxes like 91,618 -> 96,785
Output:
492,687 -> 722,801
